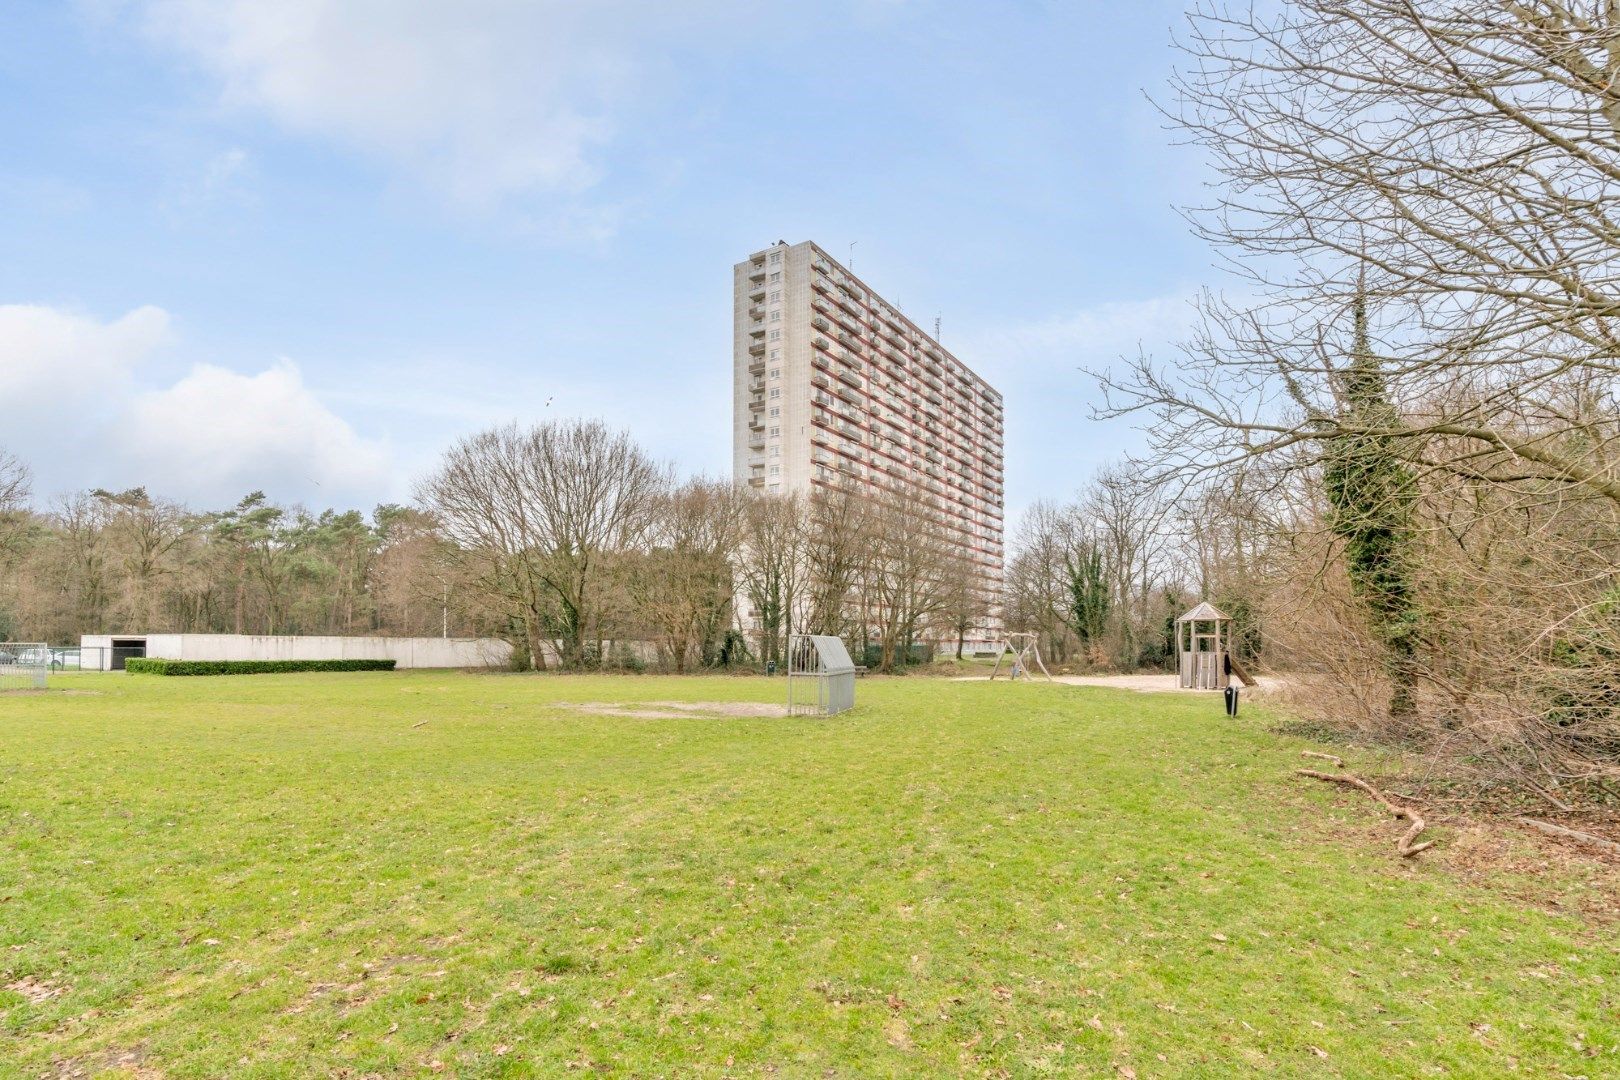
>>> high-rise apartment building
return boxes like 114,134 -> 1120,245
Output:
732,240 -> 1005,643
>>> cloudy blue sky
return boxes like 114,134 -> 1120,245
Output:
3,0 -> 1209,518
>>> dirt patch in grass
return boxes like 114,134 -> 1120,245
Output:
561,700 -> 789,720
1436,819 -> 1620,924
48,1046 -> 158,1079
6,975 -> 67,1004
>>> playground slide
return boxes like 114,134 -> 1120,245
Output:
1226,654 -> 1255,688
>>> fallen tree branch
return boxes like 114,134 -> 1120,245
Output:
1516,817 -> 1620,855
1300,750 -> 1345,768
1297,769 -> 1436,857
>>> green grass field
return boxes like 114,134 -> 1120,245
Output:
1,672 -> 1616,1077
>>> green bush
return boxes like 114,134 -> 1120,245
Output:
124,658 -> 396,676
861,643 -> 931,669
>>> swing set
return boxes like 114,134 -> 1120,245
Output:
988,632 -> 1053,682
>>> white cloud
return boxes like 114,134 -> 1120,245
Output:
128,0 -> 747,207
0,304 -> 390,506
0,303 -> 169,403
120,360 -> 391,502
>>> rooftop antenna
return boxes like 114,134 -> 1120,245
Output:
848,241 -> 857,270
934,314 -> 942,342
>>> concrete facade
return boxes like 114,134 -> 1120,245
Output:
80,634 -> 512,671
733,240 -> 1006,644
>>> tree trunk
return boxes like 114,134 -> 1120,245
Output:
525,613 -> 547,672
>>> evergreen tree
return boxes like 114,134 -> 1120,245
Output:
1065,542 -> 1111,653
1322,293 -> 1421,720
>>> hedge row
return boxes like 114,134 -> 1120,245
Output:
123,658 -> 397,676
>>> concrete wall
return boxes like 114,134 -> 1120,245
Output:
80,634 -> 512,671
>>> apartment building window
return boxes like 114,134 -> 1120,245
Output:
770,407 -> 780,417
769,465 -> 781,475
769,426 -> 780,437
768,330 -> 780,341
769,388 -> 781,399
769,272 -> 780,282
769,446 -> 780,457
769,290 -> 780,302
769,368 -> 780,379
769,251 -> 781,264
769,349 -> 780,360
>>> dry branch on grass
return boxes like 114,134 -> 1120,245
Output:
1516,817 -> 1620,856
1298,767 -> 1434,858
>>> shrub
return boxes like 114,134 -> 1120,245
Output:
861,643 -> 930,669
713,629 -> 753,669
124,658 -> 396,676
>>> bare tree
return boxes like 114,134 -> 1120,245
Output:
1014,501 -> 1118,667
1089,1 -> 1620,800
627,478 -> 747,672
736,490 -> 805,667
802,484 -> 868,638
0,448 -> 30,561
371,505 -> 463,638
1081,466 -> 1174,666
864,488 -> 956,672
1004,476 -> 1212,672
54,492 -> 114,635
417,420 -> 668,669
1103,1 -> 1620,504
935,557 -> 990,660
1004,502 -> 1078,663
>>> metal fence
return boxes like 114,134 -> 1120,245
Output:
0,646 -> 133,674
0,642 -> 49,690
48,647 -> 100,672
786,634 -> 857,716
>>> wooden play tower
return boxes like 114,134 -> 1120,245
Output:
1176,601 -> 1253,690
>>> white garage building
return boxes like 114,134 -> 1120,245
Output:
80,634 -> 512,671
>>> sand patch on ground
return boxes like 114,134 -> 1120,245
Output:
561,700 -> 790,720
951,672 -> 1290,695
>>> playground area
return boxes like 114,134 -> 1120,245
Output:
1,671 -> 1616,1075
958,670 -> 1288,694
968,606 -> 1273,695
